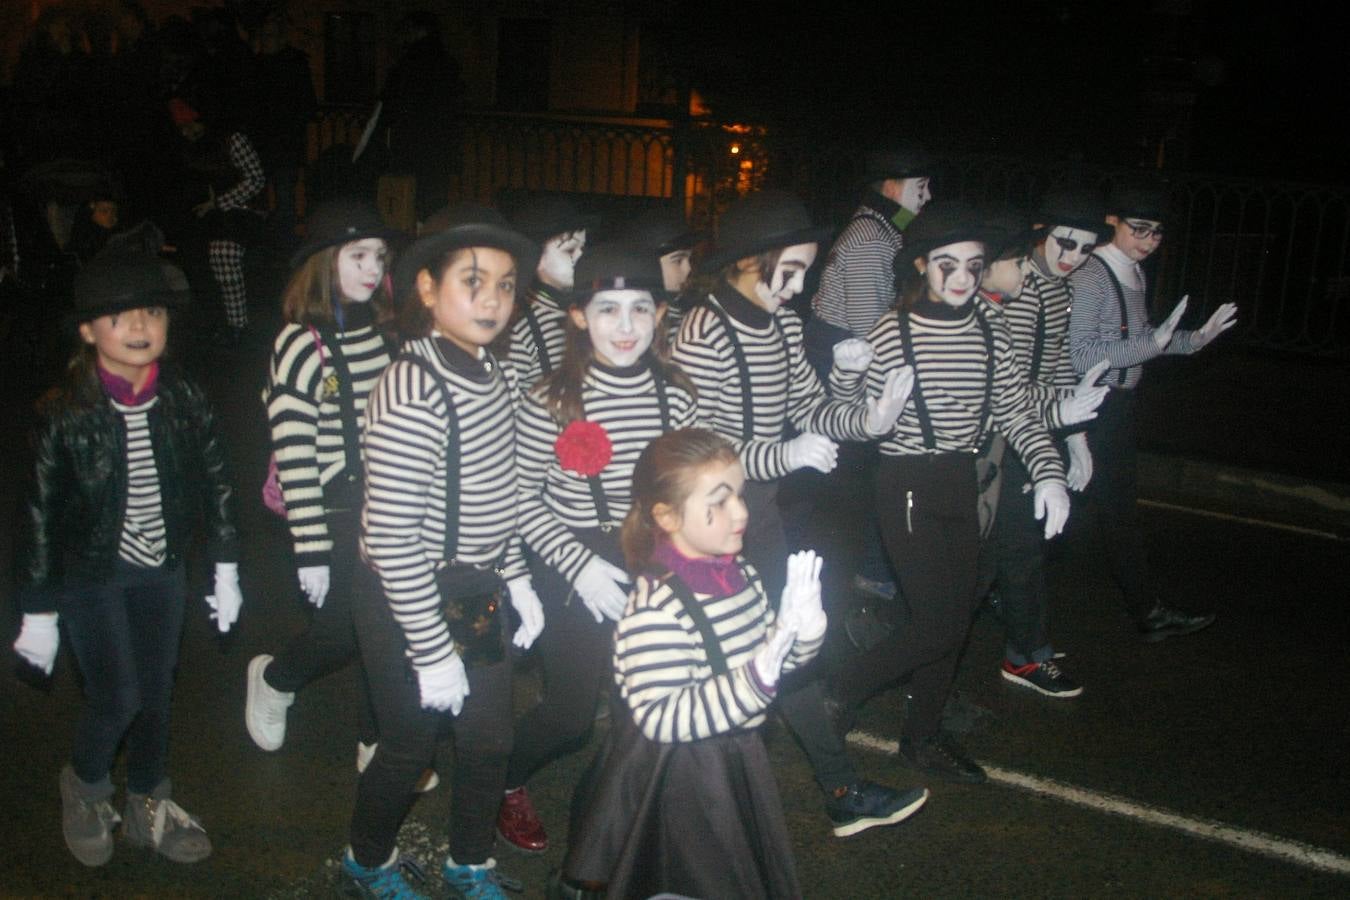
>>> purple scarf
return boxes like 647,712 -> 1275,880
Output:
98,361 -> 159,406
652,540 -> 747,597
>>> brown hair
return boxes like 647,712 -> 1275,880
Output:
718,246 -> 786,288
282,244 -> 395,328
537,297 -> 695,425
621,428 -> 739,572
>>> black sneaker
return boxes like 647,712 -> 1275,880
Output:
1000,658 -> 1083,698
824,781 -> 928,838
899,734 -> 987,784
1138,604 -> 1216,643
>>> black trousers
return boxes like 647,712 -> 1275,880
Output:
265,507 -> 377,745
834,454 -> 982,742
741,480 -> 858,792
349,563 -> 513,867
979,448 -> 1053,663
1079,389 -> 1155,622
505,529 -> 620,789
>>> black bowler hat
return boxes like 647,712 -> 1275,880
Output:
699,190 -> 832,273
510,196 -> 599,246
570,242 -> 664,306
980,205 -> 1038,261
859,146 -> 933,185
392,204 -> 538,303
896,201 -> 996,272
1035,188 -> 1110,238
73,251 -> 192,321
290,198 -> 404,269
625,205 -> 702,256
1108,182 -> 1170,222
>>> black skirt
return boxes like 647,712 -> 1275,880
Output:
563,709 -> 802,900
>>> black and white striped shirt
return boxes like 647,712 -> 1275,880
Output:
614,568 -> 822,743
516,363 -> 698,584
1068,248 -> 1196,389
998,268 -> 1079,428
113,396 -> 166,567
509,285 -> 568,392
672,287 -> 872,482
812,203 -> 903,338
832,297 -> 1066,486
267,318 -> 390,567
360,335 -> 526,669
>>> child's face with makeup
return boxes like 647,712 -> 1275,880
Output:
916,241 -> 985,307
570,289 -> 661,368
417,246 -> 517,354
78,305 -> 168,389
661,458 -> 749,559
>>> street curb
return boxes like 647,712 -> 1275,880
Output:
1138,452 -> 1350,540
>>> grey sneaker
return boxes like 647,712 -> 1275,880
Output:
122,779 -> 212,863
245,654 -> 294,751
59,765 -> 120,867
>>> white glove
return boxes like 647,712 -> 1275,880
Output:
416,653 -> 470,714
785,433 -> 838,474
752,625 -> 797,691
13,612 -> 59,675
1063,432 -> 1094,492
573,556 -> 630,623
777,550 -> 826,642
1034,482 -> 1071,539
1191,302 -> 1238,350
507,576 -> 545,649
205,562 -> 242,634
1152,295 -> 1189,350
832,338 -> 874,374
865,366 -> 915,436
297,565 -> 330,609
1055,360 -> 1110,427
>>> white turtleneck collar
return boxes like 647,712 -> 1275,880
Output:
1095,243 -> 1145,291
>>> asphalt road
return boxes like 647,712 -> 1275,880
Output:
1,324 -> 1347,898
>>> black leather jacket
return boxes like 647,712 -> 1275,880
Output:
17,367 -> 238,613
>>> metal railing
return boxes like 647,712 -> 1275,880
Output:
304,108 -> 1349,357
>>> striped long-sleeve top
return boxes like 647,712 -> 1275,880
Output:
811,201 -> 903,338
614,567 -> 822,743
832,297 -> 1066,487
216,132 -> 265,211
113,396 -> 167,568
672,286 -> 873,483
360,335 -> 526,670
509,285 -> 568,392
996,266 -> 1080,428
266,314 -> 390,567
516,362 -> 698,586
1068,247 -> 1196,389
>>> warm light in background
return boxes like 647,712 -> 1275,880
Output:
729,143 -> 741,155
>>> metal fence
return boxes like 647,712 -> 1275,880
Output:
305,108 -> 1350,358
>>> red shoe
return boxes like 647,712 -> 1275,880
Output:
496,786 -> 548,854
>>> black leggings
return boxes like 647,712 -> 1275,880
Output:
348,563 -> 513,867
834,453 -> 982,742
505,530 -> 620,789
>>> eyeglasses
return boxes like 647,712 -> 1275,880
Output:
1123,220 -> 1165,240
1053,235 -> 1098,255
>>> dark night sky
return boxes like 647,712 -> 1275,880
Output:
670,1 -> 1350,182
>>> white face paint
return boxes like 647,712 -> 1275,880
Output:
571,289 -> 659,368
537,230 -> 586,289
898,177 -> 932,215
1042,226 -> 1100,278
659,248 -> 693,292
335,238 -> 388,303
751,242 -> 818,313
918,241 -> 985,308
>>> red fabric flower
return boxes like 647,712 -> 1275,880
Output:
555,420 -> 613,477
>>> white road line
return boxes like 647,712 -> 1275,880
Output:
1137,498 -> 1345,541
846,730 -> 1350,877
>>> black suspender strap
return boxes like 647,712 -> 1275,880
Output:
700,297 -> 789,442
397,352 -> 464,561
661,572 -> 730,675
1095,258 -> 1132,387
578,363 -> 672,532
316,327 -> 363,483
896,306 -> 997,451
524,303 -> 553,379
651,364 -> 671,432
1028,293 -> 1047,384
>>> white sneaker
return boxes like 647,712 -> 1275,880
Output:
355,741 -> 439,793
245,654 -> 294,751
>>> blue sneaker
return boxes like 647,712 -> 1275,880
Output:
341,849 -> 429,899
442,855 -> 523,899
824,781 -> 929,838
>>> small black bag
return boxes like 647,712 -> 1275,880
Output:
402,352 -> 507,668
